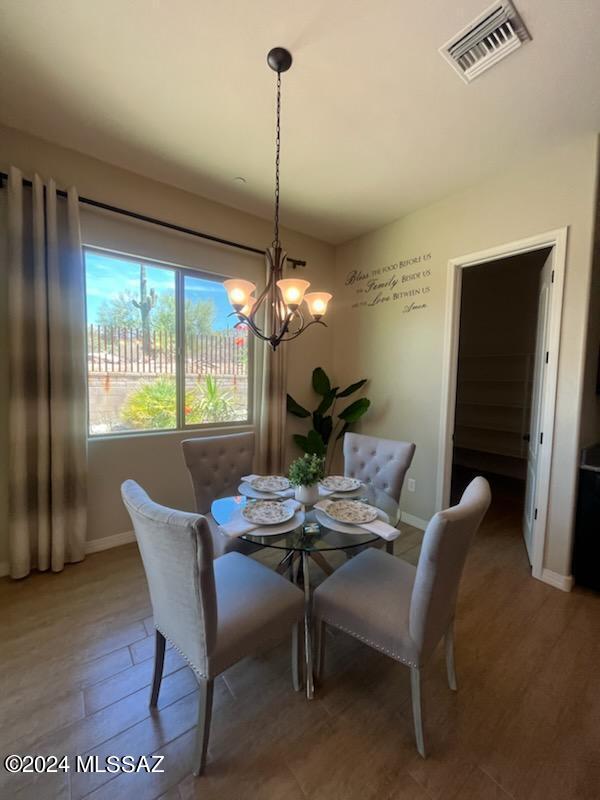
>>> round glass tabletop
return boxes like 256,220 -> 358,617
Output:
211,495 -> 388,552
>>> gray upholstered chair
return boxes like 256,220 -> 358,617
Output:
343,432 -> 416,521
343,432 -> 416,555
182,432 -> 255,557
121,480 -> 304,776
313,476 -> 491,757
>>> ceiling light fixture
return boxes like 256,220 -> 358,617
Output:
224,47 -> 332,350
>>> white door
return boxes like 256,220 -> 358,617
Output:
523,251 -> 553,563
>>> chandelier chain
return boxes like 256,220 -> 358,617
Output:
273,70 -> 281,248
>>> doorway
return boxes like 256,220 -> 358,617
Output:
437,229 -> 567,582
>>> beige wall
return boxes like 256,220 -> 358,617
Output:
333,135 -> 599,578
0,124 -> 335,558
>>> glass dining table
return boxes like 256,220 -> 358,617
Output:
211,491 -> 395,699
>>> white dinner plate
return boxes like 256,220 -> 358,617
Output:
241,500 -> 295,526
314,505 -> 389,535
320,476 -> 362,493
320,499 -> 379,524
242,510 -> 305,537
249,475 -> 291,493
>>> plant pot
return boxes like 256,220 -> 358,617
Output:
294,484 -> 320,506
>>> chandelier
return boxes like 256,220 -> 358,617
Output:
224,47 -> 332,350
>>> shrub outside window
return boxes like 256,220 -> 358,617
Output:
84,248 -> 251,436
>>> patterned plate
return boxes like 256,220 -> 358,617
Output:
321,499 -> 378,525
249,475 -> 291,493
241,500 -> 295,525
320,476 -> 362,493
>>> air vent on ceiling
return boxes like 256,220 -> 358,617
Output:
439,0 -> 531,83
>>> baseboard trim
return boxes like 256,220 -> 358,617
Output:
0,533 -> 136,576
85,530 -> 136,555
540,568 -> 574,592
400,512 -> 428,531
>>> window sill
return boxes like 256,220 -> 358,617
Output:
88,422 -> 254,443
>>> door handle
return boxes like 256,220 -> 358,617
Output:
523,434 -> 530,442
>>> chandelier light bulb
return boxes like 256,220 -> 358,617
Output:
224,279 -> 256,311
304,292 -> 332,319
276,278 -> 310,311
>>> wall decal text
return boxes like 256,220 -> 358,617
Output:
345,253 -> 432,312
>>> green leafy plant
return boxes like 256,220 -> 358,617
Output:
196,375 -> 235,423
122,375 -> 236,429
122,378 -> 178,429
287,367 -> 370,467
288,453 -> 326,487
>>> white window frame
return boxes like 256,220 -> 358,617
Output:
83,245 -> 255,439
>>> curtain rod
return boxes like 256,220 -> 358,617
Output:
0,171 -> 307,267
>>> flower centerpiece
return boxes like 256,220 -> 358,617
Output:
288,453 -> 325,506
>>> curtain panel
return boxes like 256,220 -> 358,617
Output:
5,167 -> 87,578
255,255 -> 288,474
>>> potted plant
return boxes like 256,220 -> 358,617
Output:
288,453 -> 325,506
287,367 -> 370,471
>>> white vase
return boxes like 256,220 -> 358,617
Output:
295,484 -> 319,506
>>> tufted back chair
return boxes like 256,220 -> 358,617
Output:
121,480 -> 217,677
343,433 -> 416,519
182,432 -> 255,515
409,477 -> 491,661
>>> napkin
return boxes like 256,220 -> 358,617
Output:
241,475 -> 295,498
315,500 -> 399,541
357,519 -> 400,541
220,499 -> 301,538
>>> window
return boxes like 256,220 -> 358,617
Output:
84,248 -> 251,436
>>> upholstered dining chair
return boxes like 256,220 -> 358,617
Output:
121,480 -> 304,776
182,432 -> 255,557
343,432 -> 416,553
313,476 -> 491,757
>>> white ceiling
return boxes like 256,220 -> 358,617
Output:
1,0 -> 600,244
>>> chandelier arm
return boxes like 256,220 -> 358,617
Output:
228,311 -> 269,341
247,250 -> 275,325
277,319 -> 327,342
270,309 -> 294,349
248,285 -> 269,325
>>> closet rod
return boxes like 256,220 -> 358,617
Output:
0,171 -> 307,267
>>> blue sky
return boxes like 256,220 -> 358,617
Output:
84,249 -> 234,330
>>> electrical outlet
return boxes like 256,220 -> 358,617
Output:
407,478 -> 416,492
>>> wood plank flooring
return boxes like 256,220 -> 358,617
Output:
1,489 -> 598,800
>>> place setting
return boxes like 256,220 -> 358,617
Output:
218,497 -> 305,539
314,498 -> 400,541
238,474 -> 295,499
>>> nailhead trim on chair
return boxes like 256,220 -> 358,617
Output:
155,624 -> 208,679
319,617 -> 419,668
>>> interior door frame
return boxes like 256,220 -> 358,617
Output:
436,228 -> 568,581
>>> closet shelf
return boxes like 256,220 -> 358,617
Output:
454,444 -> 524,460
455,423 -> 523,435
457,400 -> 531,410
460,353 -> 534,359
457,377 -> 533,384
